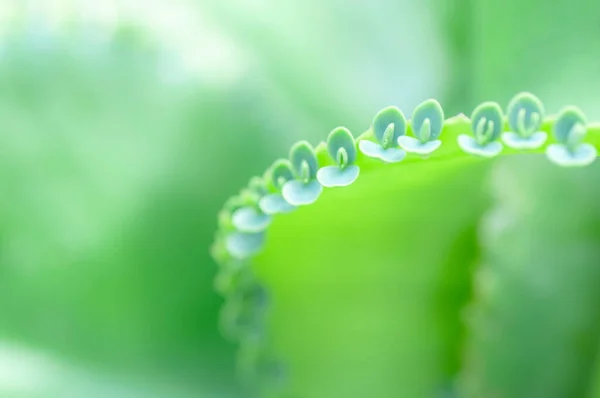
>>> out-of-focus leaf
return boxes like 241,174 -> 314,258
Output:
198,0 -> 449,137
472,0 -> 600,116
436,0 -> 600,117
461,157 -> 600,398
0,342 -> 230,398
0,24 -> 285,396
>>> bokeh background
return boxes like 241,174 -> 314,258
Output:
1,0 -> 599,397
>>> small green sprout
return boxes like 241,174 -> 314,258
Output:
502,92 -> 547,149
398,99 -> 445,155
282,141 -> 323,205
458,101 -> 504,157
317,127 -> 360,187
359,106 -> 407,163
259,160 -> 296,215
546,107 -> 597,167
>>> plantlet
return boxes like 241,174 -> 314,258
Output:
316,127 -> 360,187
358,106 -> 407,163
546,107 -> 597,166
212,93 -> 600,398
259,160 -> 297,215
502,92 -> 547,149
398,99 -> 445,155
458,102 -> 504,157
282,141 -> 323,206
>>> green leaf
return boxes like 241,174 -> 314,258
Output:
253,154 -> 491,397
213,98 -> 600,397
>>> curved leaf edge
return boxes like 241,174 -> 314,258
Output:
209,94 -> 600,394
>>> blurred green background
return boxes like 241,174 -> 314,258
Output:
0,0 -> 599,397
